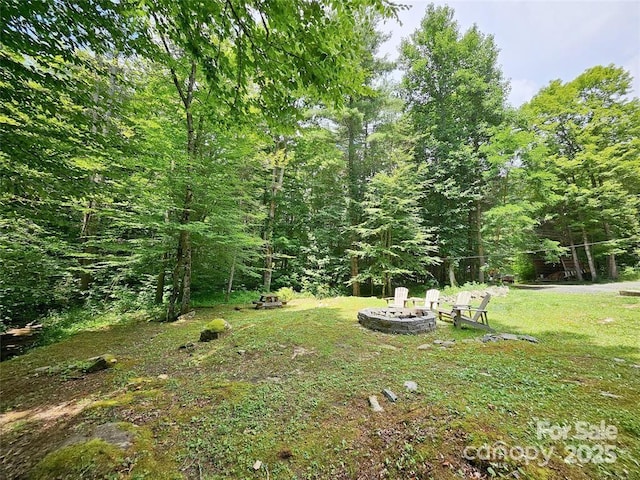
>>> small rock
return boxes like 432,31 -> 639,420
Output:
403,381 -> 418,392
179,342 -> 195,350
253,460 -> 262,470
237,349 -> 246,355
177,310 -> 196,321
382,388 -> 398,402
479,372 -> 492,377
481,334 -> 500,343
433,340 -> 444,345
631,364 -> 640,369
369,395 -> 384,412
63,422 -> 136,450
600,391 -> 622,399
93,422 -> 135,449
34,366 -> 52,373
157,374 -> 169,380
518,335 -> 539,343
441,341 -> 455,347
380,344 -> 398,351
417,344 -> 432,350
599,317 -> 615,324
613,358 -> 625,363
499,333 -> 519,341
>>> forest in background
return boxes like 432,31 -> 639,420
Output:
2,0 -> 639,328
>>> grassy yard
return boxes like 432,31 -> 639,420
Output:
1,289 -> 639,479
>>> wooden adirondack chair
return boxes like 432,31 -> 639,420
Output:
411,289 -> 440,311
453,293 -> 493,331
385,287 -> 409,308
436,291 -> 472,322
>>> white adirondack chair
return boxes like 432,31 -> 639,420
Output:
436,291 -> 472,322
455,293 -> 492,330
385,287 -> 409,308
410,289 -> 440,311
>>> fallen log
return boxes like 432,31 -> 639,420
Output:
1,323 -> 43,361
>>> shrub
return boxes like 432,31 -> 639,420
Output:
275,286 -> 295,303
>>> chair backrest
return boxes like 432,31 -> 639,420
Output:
425,289 -> 440,310
454,291 -> 472,308
477,293 -> 491,310
391,287 -> 409,308
471,293 -> 492,321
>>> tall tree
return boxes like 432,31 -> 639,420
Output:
144,0 -> 399,318
523,65 -> 640,279
399,4 -> 508,285
351,118 -> 438,295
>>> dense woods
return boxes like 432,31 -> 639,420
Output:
2,1 -> 639,327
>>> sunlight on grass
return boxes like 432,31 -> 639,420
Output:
2,289 -> 639,479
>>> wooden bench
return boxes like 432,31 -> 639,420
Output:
253,294 -> 283,309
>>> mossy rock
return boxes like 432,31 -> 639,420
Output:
200,318 -> 231,342
31,439 -> 125,479
83,354 -> 117,373
31,423 -> 180,479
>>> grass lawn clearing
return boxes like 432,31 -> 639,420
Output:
1,289 -> 639,479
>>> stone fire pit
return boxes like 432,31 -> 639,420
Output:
358,308 -> 436,334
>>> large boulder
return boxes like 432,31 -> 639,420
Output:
199,319 -> 231,342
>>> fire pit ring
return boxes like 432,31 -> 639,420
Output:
358,308 -> 436,334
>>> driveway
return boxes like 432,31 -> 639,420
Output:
513,280 -> 640,294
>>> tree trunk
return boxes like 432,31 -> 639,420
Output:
476,201 -> 485,283
226,256 -> 236,303
162,55 -> 198,321
167,230 -> 185,322
448,259 -> 458,287
567,230 -> 584,281
603,222 -> 618,280
346,97 -> 361,297
350,256 -> 360,296
79,200 -> 95,291
155,252 -> 168,305
263,242 -> 273,293
180,235 -> 192,315
582,229 -> 597,281
263,160 -> 285,293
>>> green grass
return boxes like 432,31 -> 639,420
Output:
1,289 -> 639,479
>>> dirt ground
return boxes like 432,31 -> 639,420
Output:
514,280 -> 640,294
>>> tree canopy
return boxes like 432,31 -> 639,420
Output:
2,1 -> 639,327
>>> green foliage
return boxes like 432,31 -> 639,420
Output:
399,4 -> 508,284
275,287 -> 295,303
512,254 -> 536,282
352,157 -> 438,295
521,65 -> 640,279
619,266 -> 640,281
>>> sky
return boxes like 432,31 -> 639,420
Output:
378,0 -> 640,107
